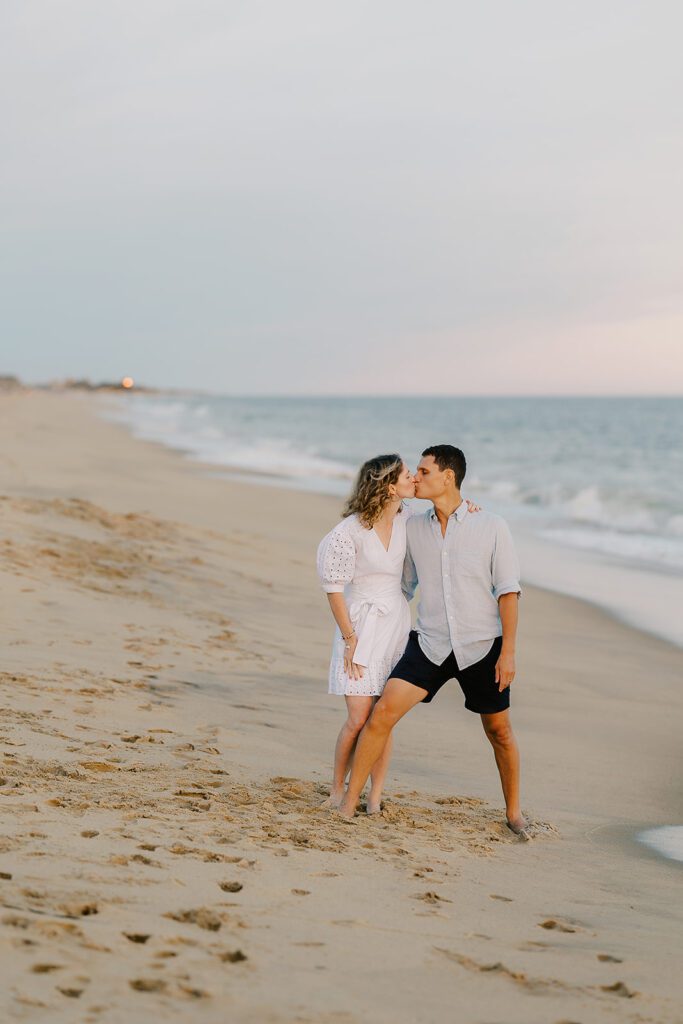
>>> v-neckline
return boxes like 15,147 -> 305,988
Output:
372,519 -> 395,554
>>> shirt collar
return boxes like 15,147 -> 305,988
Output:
430,500 -> 468,523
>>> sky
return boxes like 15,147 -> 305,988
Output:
1,1 -> 682,395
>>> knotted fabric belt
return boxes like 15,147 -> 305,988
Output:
347,587 -> 401,667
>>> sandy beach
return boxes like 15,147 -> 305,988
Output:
1,390 -> 681,1024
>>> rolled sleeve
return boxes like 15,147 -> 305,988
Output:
491,519 -> 521,600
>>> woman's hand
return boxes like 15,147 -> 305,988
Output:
343,635 -> 364,680
466,498 -> 482,513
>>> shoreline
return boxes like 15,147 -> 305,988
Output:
1,390 -> 682,1022
97,387 -> 683,651
98,392 -> 683,653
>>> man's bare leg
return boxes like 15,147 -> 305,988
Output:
480,710 -> 527,831
321,696 -> 373,809
338,678 -> 427,817
366,732 -> 393,814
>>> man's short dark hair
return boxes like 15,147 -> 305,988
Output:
422,445 -> 467,488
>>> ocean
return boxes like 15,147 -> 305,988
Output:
101,393 -> 683,649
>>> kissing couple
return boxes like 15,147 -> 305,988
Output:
316,444 -> 529,838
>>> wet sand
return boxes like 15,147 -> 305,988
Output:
1,390 -> 681,1023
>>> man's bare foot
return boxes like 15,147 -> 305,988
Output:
321,790 -> 344,810
337,797 -> 357,819
330,809 -> 357,824
506,815 -> 532,841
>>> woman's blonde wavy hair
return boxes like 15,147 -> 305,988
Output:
342,454 -> 404,528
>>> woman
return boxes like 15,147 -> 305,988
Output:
317,455 -> 415,813
317,453 -> 478,814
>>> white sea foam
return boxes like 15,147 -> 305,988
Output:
103,395 -> 355,483
540,525 -> 683,572
566,484 -> 605,523
638,827 -> 683,864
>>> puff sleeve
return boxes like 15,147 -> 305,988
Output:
316,526 -> 356,593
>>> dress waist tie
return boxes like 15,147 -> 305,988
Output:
347,597 -> 391,667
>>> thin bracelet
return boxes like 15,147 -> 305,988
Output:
341,629 -> 356,641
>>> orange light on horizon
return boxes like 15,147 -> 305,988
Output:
121,377 -> 134,389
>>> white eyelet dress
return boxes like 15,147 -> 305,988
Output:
316,512 -> 412,696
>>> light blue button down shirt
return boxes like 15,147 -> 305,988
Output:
401,501 -> 521,670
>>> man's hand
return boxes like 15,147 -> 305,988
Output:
495,649 -> 516,691
343,636 -> 364,680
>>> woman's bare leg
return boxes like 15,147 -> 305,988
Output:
321,695 -> 373,808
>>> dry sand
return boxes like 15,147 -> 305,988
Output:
0,390 -> 681,1023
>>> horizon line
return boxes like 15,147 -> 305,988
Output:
130,390 -> 683,400
10,379 -> 683,400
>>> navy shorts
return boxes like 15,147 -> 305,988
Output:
390,632 -> 508,713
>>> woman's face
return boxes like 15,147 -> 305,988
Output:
393,462 -> 416,500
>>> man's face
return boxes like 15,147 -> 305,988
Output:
414,455 -> 449,500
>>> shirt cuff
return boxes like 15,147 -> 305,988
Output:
322,584 -> 345,594
494,581 -> 522,599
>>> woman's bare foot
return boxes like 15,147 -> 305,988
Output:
321,789 -> 344,810
366,797 -> 383,815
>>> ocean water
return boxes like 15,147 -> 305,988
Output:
101,393 -> 683,646
638,826 -> 683,865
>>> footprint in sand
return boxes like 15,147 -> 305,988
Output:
489,894 -> 514,901
130,978 -> 167,993
164,907 -> 222,931
58,900 -> 98,918
597,953 -> 623,963
601,980 -> 637,998
219,950 -> 247,963
123,933 -> 151,944
538,918 -> 579,933
413,867 -> 434,878
415,891 -> 452,904
178,983 -> 210,999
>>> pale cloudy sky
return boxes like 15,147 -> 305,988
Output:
1,1 -> 682,394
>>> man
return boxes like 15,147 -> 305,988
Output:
338,444 -> 529,838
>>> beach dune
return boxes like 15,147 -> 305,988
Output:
0,391 -> 681,1023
